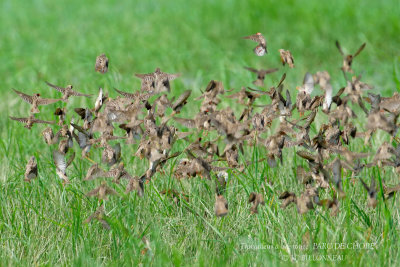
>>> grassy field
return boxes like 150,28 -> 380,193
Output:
1,0 -> 400,266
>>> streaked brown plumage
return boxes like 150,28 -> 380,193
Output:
9,114 -> 55,129
45,81 -> 93,101
360,176 -> 377,208
242,32 -> 267,56
135,68 -> 181,93
95,54 -> 109,74
84,204 -> 110,230
160,189 -> 189,205
24,156 -> 38,182
13,88 -> 61,113
244,66 -> 278,86
215,194 -> 228,217
335,41 -> 366,73
86,181 -> 118,200
248,192 -> 265,214
279,49 -> 295,68
52,150 -> 73,184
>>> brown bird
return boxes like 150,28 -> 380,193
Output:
360,176 -> 377,208
173,112 -> 211,130
42,127 -> 63,145
215,194 -> 229,217
313,71 -> 331,89
321,82 -> 333,113
9,114 -> 55,129
296,73 -> 314,114
296,166 -> 312,184
369,142 -> 396,167
383,182 -> 400,199
126,175 -> 144,197
102,143 -> 121,167
279,49 -> 295,68
45,81 -> 93,101
54,107 -> 67,126
335,41 -> 366,74
135,68 -> 181,93
171,90 -> 192,113
331,158 -> 346,198
378,93 -> 400,114
86,181 -> 118,200
342,122 -> 357,145
94,87 -> 108,114
84,204 -> 110,230
296,186 -> 318,214
248,192 -> 265,214
52,150 -> 73,184
244,67 -> 278,86
151,94 -> 171,117
315,195 -> 339,217
160,189 -> 189,205
84,162 -> 129,183
95,54 -> 109,74
174,151 -> 212,180
24,156 -> 38,182
215,171 -> 228,196
114,88 -> 153,102
366,111 -> 397,136
74,107 -> 94,130
226,86 -> 261,106
331,147 -> 370,165
279,191 -> 297,209
296,150 -> 318,163
242,32 -> 267,56
119,122 -> 144,144
12,89 -> 61,113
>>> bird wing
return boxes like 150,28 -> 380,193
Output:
105,186 -> 118,195
12,89 -> 34,104
244,66 -> 258,73
353,43 -> 366,57
70,89 -> 93,97
331,159 -> 342,185
32,118 -> 55,124
37,98 -> 61,105
173,117 -> 196,128
45,81 -> 66,93
114,88 -> 139,99
159,72 -> 181,81
296,150 -> 316,161
53,150 -> 67,173
134,72 -> 156,81
277,73 -> 287,88
263,68 -> 279,74
335,40 -> 344,56
9,116 -> 29,123
172,90 -> 191,110
67,152 -> 75,168
86,187 -> 101,197
85,164 -> 104,180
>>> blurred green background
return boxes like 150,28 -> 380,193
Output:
1,0 -> 400,265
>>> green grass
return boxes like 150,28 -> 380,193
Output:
1,0 -> 400,266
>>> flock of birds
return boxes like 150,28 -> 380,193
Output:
10,33 -> 400,229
